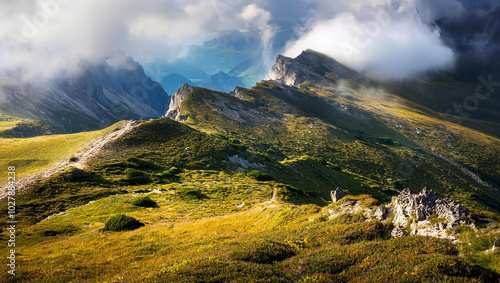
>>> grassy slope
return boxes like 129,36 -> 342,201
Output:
0,114 -> 27,132
178,81 -> 500,215
1,117 -> 498,282
2,73 -> 500,281
3,187 -> 499,282
0,122 -> 122,182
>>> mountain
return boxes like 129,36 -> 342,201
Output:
266,49 -> 371,87
183,30 -> 262,75
2,50 -> 500,282
228,58 -> 268,86
159,73 -> 193,95
144,59 -> 208,83
198,71 -> 245,93
168,50 -> 500,209
0,56 -> 170,133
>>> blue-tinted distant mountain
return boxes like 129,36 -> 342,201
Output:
228,58 -> 268,86
183,30 -> 262,75
198,71 -> 245,93
144,60 -> 208,83
160,74 -> 193,95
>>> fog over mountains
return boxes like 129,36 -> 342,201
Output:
0,0 -> 498,133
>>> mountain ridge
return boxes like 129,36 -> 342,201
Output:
0,55 -> 170,133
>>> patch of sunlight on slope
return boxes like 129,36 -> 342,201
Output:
0,121 -> 123,183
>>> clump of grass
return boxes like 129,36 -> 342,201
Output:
69,156 -> 78,162
124,168 -> 152,185
377,137 -> 394,145
247,170 -> 273,181
161,166 -> 181,177
59,167 -> 104,183
178,188 -> 205,200
103,214 -> 144,231
231,240 -> 297,264
330,164 -> 341,171
131,196 -> 157,208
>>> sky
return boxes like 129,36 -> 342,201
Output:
0,0 -> 498,81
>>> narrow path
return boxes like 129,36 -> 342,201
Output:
0,120 -> 138,200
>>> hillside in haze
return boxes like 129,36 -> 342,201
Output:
0,55 -> 170,133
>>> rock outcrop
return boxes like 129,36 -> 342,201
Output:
165,83 -> 193,122
266,49 -> 369,87
327,187 -> 474,242
387,188 -> 473,241
331,188 -> 346,202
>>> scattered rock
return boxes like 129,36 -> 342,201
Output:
374,204 -> 389,221
330,188 -> 346,203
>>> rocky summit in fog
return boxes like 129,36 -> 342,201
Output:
266,49 -> 369,87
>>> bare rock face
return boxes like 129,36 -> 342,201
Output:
265,49 -> 369,87
390,187 -> 473,241
331,188 -> 346,203
165,83 -> 193,122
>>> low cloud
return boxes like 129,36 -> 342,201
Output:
0,0 -> 274,80
0,0 -> 493,82
284,3 -> 456,80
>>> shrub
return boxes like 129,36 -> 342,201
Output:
162,166 -> 181,177
103,214 -> 144,231
231,240 -> 296,264
59,167 -> 101,182
131,196 -> 157,207
126,157 -> 156,168
331,164 -> 341,171
69,156 -> 78,162
377,137 -> 394,145
124,168 -> 151,185
247,170 -> 273,181
178,188 -> 205,200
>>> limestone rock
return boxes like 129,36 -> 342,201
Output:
331,188 -> 346,203
374,204 -> 389,221
266,50 -> 369,87
165,83 -> 193,122
390,187 -> 473,241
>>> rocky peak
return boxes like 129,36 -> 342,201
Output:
265,49 -> 368,87
165,83 -> 193,122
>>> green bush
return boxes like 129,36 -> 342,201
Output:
124,168 -> 151,185
131,196 -> 157,207
377,137 -> 394,145
59,167 -> 102,183
247,170 -> 273,181
229,138 -> 241,144
178,188 -> 205,200
162,166 -> 181,177
69,156 -> 78,162
126,157 -> 156,169
331,164 -> 342,171
103,214 -> 144,231
231,240 -> 296,264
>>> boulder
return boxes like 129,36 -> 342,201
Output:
331,188 -> 346,203
390,187 -> 472,241
374,204 -> 389,221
